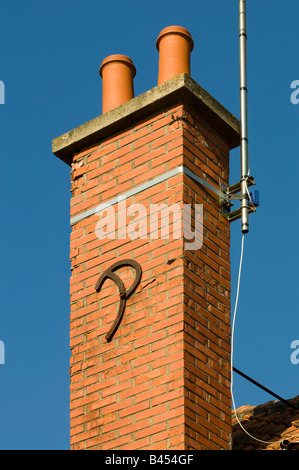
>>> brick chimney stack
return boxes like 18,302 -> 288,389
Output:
52,26 -> 240,450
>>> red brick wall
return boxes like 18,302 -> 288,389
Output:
69,101 -> 231,450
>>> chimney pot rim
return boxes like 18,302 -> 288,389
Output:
99,54 -> 136,78
156,25 -> 194,51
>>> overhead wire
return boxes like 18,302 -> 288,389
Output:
233,367 -> 297,410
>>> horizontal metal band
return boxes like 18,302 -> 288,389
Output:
71,167 -> 183,225
70,165 -> 229,226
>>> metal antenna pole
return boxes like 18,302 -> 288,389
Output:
219,2 -> 257,227
239,0 -> 250,233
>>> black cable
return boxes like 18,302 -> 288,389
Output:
233,367 -> 297,410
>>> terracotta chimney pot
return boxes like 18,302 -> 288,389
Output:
156,26 -> 194,85
99,54 -> 136,113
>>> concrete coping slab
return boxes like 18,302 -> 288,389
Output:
52,73 -> 240,166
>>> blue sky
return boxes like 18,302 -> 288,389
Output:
0,0 -> 298,450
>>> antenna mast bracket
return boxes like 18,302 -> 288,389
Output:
220,176 -> 257,222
